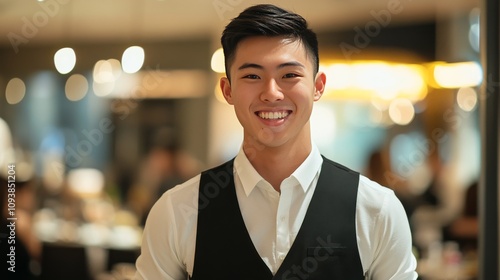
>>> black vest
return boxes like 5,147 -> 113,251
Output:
190,157 -> 364,280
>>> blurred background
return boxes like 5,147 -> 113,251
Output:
0,0 -> 492,279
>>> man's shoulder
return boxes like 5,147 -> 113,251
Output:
356,174 -> 399,216
148,174 -> 202,226
160,174 -> 201,202
358,174 -> 394,196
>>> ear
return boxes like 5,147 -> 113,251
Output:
220,77 -> 234,105
313,71 -> 326,101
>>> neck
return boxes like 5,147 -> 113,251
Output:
243,138 -> 312,192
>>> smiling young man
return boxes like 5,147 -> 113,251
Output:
220,34 -> 324,190
135,4 -> 418,280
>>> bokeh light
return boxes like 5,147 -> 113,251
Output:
388,98 -> 415,125
54,47 -> 76,74
65,74 -> 89,101
122,46 -> 145,74
5,77 -> 26,104
456,87 -> 478,112
211,48 -> 225,73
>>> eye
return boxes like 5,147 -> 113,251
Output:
283,73 -> 300,78
242,74 -> 260,79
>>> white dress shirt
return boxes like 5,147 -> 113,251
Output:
135,145 -> 418,280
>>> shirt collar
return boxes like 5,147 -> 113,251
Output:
234,144 -> 323,196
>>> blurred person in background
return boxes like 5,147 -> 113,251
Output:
0,118 -> 41,280
445,180 -> 479,253
364,147 -> 415,218
127,128 -> 202,225
127,143 -> 183,225
410,152 -> 465,254
135,4 -> 417,279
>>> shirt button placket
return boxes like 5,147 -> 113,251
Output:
276,184 -> 292,266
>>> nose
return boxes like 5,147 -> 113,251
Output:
260,79 -> 284,102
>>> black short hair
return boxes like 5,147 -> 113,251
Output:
221,4 -> 319,80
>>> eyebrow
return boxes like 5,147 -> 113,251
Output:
237,61 -> 305,71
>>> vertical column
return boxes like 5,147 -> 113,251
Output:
479,0 -> 499,279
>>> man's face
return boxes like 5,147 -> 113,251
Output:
220,36 -> 326,151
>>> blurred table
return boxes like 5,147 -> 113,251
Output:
34,209 -> 143,279
417,257 -> 478,280
40,241 -> 140,280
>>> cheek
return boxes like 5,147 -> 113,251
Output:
290,92 -> 315,118
231,95 -> 254,121
287,84 -> 315,103
231,85 -> 257,105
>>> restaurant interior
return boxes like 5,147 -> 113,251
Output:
0,0 -> 498,279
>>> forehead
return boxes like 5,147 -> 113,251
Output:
231,36 -> 312,69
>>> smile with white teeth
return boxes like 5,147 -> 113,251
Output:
257,111 -> 290,120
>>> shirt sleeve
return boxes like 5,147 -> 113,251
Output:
367,190 -> 418,280
135,192 -> 188,280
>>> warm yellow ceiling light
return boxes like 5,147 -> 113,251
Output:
321,61 -> 427,102
430,61 -> 482,88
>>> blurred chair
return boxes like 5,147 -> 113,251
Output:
106,247 -> 140,272
40,242 -> 91,280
